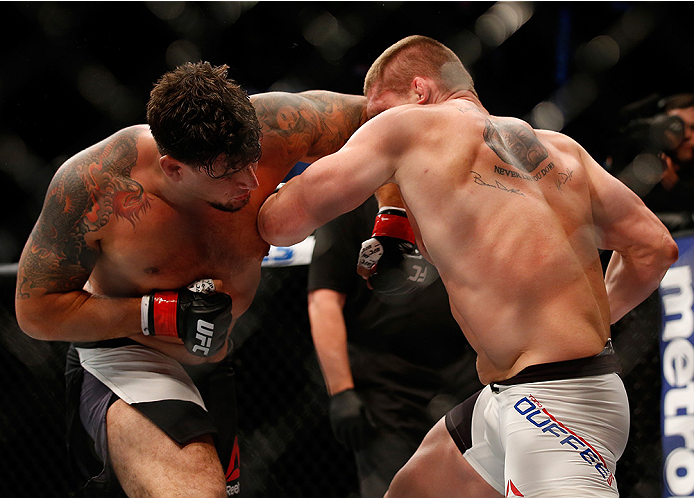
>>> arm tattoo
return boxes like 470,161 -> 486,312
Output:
253,91 -> 366,160
483,118 -> 548,173
16,128 -> 148,299
299,91 -> 367,157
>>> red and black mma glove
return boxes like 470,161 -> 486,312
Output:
141,279 -> 233,357
357,207 -> 438,296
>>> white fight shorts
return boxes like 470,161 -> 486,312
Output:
446,352 -> 628,497
76,344 -> 207,408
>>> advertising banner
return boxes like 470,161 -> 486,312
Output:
660,233 -> 694,497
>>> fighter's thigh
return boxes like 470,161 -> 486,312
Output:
106,400 -> 226,498
385,417 -> 500,498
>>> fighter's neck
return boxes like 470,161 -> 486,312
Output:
447,92 -> 487,114
133,159 -> 204,213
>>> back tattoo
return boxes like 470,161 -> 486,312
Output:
483,118 -> 548,173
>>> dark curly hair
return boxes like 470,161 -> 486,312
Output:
146,62 -> 262,177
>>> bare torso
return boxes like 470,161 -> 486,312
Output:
393,99 -> 610,383
80,126 -> 282,358
88,176 -> 268,319
15,90 -> 367,364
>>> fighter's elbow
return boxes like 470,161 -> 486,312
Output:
15,302 -> 54,341
257,211 -> 286,246
644,230 -> 679,285
16,291 -> 81,341
257,198 -> 280,244
659,231 -> 679,274
258,201 -> 307,247
257,216 -> 273,245
259,224 -> 304,248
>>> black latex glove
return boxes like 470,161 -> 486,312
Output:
329,389 -> 376,450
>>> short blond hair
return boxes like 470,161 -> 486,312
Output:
364,35 -> 476,97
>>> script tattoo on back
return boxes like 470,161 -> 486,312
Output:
483,118 -> 548,173
16,128 -> 148,298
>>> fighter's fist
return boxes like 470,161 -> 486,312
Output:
357,207 -> 415,278
141,279 -> 233,357
357,207 -> 438,297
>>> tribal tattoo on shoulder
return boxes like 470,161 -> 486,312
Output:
483,118 -> 548,173
254,91 -> 366,159
16,128 -> 149,299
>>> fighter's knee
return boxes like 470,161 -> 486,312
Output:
154,471 -> 226,498
191,483 -> 227,498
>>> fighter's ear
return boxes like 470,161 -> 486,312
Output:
412,77 -> 432,104
160,155 -> 183,182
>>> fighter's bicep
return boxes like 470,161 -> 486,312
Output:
17,171 -> 100,298
258,117 -> 399,247
305,134 -> 397,222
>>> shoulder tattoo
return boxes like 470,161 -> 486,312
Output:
483,118 -> 548,173
16,128 -> 148,298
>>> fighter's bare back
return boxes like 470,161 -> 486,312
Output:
259,94 -> 676,384
395,99 -> 611,383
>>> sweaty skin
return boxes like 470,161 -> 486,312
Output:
15,91 -> 366,365
259,94 -> 677,384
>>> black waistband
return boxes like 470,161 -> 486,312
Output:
492,348 -> 621,387
73,338 -> 140,349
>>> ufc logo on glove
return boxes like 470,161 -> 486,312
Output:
193,319 -> 215,356
141,279 -> 233,357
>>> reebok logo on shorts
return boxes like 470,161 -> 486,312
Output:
513,394 -> 615,487
225,436 -> 241,496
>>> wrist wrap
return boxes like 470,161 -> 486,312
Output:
141,291 -> 179,337
372,207 -> 415,244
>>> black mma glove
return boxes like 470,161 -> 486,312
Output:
357,207 -> 438,297
141,279 -> 233,357
329,389 -> 376,450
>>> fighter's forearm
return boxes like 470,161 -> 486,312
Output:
16,290 -> 227,364
15,290 -> 142,342
375,183 -> 405,209
605,255 -> 650,324
132,335 -> 228,365
307,290 -> 353,395
605,237 -> 678,323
